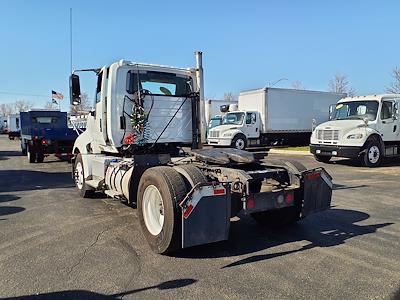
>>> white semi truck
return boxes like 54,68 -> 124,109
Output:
207,88 -> 345,150
310,94 -> 400,167
69,52 -> 332,254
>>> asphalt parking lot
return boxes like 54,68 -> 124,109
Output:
0,134 -> 399,300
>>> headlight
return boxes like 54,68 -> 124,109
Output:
223,132 -> 233,137
347,134 -> 363,139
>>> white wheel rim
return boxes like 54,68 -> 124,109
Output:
143,185 -> 164,236
75,162 -> 84,190
235,138 -> 245,150
368,146 -> 380,164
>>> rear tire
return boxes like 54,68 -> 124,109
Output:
73,153 -> 94,198
314,154 -> 331,163
36,153 -> 44,163
27,145 -> 36,163
137,166 -> 187,254
173,164 -> 208,188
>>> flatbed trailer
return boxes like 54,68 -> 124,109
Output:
20,110 -> 78,163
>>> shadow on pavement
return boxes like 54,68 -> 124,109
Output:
0,170 -> 73,193
333,183 -> 368,190
2,278 -> 197,299
0,150 -> 22,160
330,157 -> 400,168
0,194 -> 20,203
0,205 -> 25,216
171,209 -> 392,266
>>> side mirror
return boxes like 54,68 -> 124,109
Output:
328,104 -> 336,120
70,74 -> 81,105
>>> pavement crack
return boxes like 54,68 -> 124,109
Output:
67,227 -> 110,275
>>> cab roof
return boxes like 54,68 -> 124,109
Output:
338,94 -> 400,103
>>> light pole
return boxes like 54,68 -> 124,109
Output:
266,78 -> 288,88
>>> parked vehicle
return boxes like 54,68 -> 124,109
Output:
205,99 -> 238,125
20,110 -> 78,163
69,52 -> 332,254
206,100 -> 238,138
207,88 -> 345,149
0,116 -> 7,133
7,114 -> 21,139
310,94 -> 400,167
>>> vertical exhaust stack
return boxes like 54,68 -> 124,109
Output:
195,51 -> 206,148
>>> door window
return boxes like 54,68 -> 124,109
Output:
381,101 -> 393,120
95,72 -> 103,103
246,112 -> 256,125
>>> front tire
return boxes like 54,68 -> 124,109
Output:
231,134 -> 247,150
137,166 -> 187,254
361,140 -> 381,167
314,154 -> 331,163
74,153 -> 94,198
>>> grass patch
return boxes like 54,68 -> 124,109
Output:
274,146 -> 310,152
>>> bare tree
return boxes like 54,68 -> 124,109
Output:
0,103 -> 16,116
328,72 -> 356,96
386,67 -> 400,94
70,92 -> 92,115
44,101 -> 58,110
14,99 -> 33,112
223,92 -> 238,102
291,80 -> 305,90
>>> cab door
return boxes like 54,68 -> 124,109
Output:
244,112 -> 260,138
379,100 -> 398,142
94,69 -> 108,146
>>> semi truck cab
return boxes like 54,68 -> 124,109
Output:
310,94 -> 400,167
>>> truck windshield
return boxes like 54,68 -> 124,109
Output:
209,117 -> 222,128
32,117 -> 58,124
127,70 -> 192,97
333,101 -> 379,121
222,112 -> 245,125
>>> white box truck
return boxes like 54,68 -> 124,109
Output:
207,88 -> 345,150
6,114 -> 21,139
310,94 -> 400,167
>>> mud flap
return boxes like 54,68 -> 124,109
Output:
181,184 -> 231,249
301,168 -> 333,217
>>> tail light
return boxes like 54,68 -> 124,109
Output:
41,139 -> 47,145
285,191 -> 294,204
247,198 -> 255,209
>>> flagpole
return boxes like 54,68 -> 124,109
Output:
70,8 -> 73,75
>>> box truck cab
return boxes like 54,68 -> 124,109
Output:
208,110 -> 261,149
310,94 -> 400,167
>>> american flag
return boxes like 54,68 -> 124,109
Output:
52,90 -> 64,100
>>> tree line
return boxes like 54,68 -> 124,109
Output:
223,66 -> 400,100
